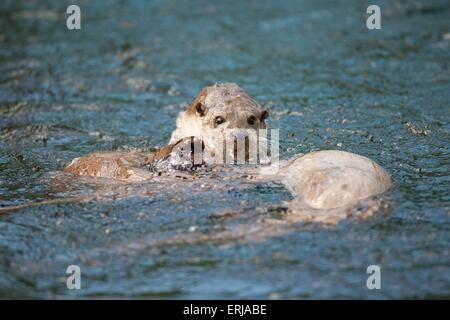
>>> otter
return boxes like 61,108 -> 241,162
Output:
64,83 -> 269,179
63,83 -> 391,211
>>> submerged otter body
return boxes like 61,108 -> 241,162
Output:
64,140 -> 189,181
64,83 -> 391,212
278,150 -> 391,209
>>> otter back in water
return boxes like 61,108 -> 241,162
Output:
278,150 -> 391,210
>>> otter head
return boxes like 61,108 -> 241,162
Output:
169,83 -> 269,164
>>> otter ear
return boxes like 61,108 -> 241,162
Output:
260,109 -> 269,121
195,102 -> 207,117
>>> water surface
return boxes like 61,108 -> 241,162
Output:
0,0 -> 449,298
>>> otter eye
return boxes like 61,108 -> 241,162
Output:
214,116 -> 225,126
247,115 -> 256,125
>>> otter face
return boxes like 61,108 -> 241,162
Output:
192,84 -> 268,132
169,83 -> 269,165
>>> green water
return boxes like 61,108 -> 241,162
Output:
0,0 -> 449,298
